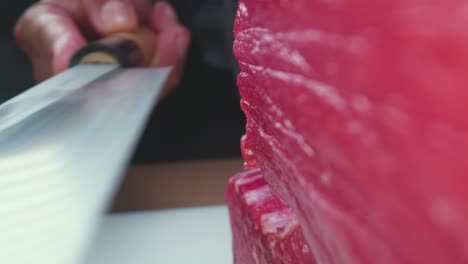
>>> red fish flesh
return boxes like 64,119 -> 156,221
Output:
234,0 -> 468,263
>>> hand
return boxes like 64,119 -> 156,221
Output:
14,0 -> 191,93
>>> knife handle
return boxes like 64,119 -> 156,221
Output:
70,27 -> 155,67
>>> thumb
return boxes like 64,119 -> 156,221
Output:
81,0 -> 138,36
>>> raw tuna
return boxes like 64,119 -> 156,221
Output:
226,168 -> 315,263
234,0 -> 468,263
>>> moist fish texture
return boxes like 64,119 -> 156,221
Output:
226,169 -> 315,263
234,0 -> 468,263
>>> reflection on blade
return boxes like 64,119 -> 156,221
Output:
0,65 -> 171,264
0,65 -> 117,132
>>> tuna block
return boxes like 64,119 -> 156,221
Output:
234,0 -> 468,263
226,169 -> 315,263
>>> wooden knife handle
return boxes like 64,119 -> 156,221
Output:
70,27 -> 155,67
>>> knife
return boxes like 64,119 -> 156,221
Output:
0,28 -> 171,264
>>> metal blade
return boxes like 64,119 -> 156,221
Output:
0,65 -> 171,264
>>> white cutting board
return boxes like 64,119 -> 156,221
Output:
86,206 -> 233,264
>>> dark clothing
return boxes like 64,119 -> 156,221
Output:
0,0 -> 244,164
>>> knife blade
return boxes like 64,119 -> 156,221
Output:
0,28 -> 171,264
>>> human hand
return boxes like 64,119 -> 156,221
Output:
14,0 -> 190,93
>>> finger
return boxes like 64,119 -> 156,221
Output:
14,3 -> 87,81
151,25 -> 191,98
149,2 -> 190,97
41,0 -> 85,23
81,0 -> 142,36
148,1 -> 179,33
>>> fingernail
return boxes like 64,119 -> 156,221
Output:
162,2 -> 177,23
100,0 -> 135,30
155,2 -> 178,29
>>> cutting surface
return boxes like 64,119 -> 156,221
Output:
86,206 -> 233,264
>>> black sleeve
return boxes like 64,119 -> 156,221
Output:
0,0 -> 37,32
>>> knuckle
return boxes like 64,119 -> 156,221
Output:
14,4 -> 40,40
15,3 -> 72,55
15,4 -> 52,42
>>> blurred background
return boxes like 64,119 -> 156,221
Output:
0,0 -> 244,164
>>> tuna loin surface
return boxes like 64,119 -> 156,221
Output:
234,0 -> 468,263
226,169 -> 314,263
